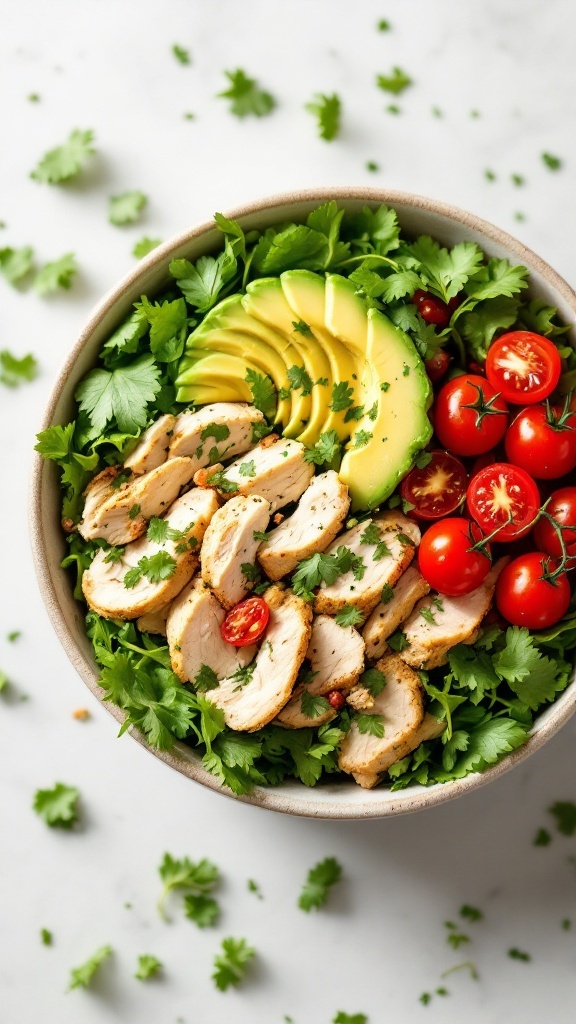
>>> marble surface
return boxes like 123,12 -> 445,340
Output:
2,1 -> 576,1021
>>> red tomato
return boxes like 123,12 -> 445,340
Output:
418,517 -> 492,596
434,375 -> 509,456
413,289 -> 450,328
495,552 -> 571,629
425,349 -> 451,383
486,331 -> 561,405
466,463 -> 540,542
221,597 -> 270,647
533,487 -> 576,557
400,450 -> 467,520
505,404 -> 576,479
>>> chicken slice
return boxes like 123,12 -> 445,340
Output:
363,566 -> 430,660
314,512 -> 420,616
216,436 -> 314,512
124,414 -> 176,475
166,576 -> 255,683
275,614 -> 365,728
82,488 -> 219,619
208,585 -> 312,731
136,604 -> 171,636
80,466 -> 123,528
201,494 -> 271,609
257,471 -> 350,580
79,457 -> 196,546
352,713 -> 445,789
338,653 -> 424,782
401,558 -> 508,670
169,403 -> 264,469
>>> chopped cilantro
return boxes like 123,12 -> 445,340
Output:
301,691 -> 331,718
75,354 -> 161,434
549,801 -> 576,836
329,380 -> 354,411
33,782 -> 79,828
356,713 -> 384,737
0,245 -> 34,285
133,236 -> 161,259
344,404 -> 364,422
508,948 -> 531,962
7,631 -> 21,643
292,319 -> 313,337
306,92 -> 342,141
230,661 -> 256,690
245,368 -> 276,416
360,667 -> 387,697
352,429 -> 373,448
157,852 -> 220,919
239,459 -> 256,478
386,103 -> 401,114
212,936 -> 255,990
380,381 -> 390,392
460,904 -> 483,923
366,161 -> 379,172
298,856 -> 342,911
128,503 -> 141,521
34,253 -> 78,295
172,44 -> 191,65
135,954 -> 163,980
124,551 -> 177,589
420,606 -> 437,625
333,1014 -> 367,1024
31,129 -> 95,184
511,173 -> 525,187
109,190 -> 148,226
292,551 -> 349,600
253,530 -> 270,542
240,562 -> 259,583
387,631 -> 409,652
69,945 -> 112,990
334,605 -> 364,628
0,351 -> 38,387
542,152 -> 562,171
218,69 -> 275,117
534,827 -> 551,847
380,582 -> 394,604
184,893 -> 220,928
376,67 -> 412,95
287,364 -> 314,394
485,169 -> 497,181
304,430 -> 340,466
193,665 -> 219,692
40,928 -> 53,946
247,878 -> 263,898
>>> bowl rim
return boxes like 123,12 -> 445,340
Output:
29,186 -> 576,819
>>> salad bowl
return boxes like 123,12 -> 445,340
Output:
30,187 -> 576,819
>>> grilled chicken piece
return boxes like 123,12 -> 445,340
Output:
338,653 -> 425,783
201,495 -> 271,609
218,437 -> 314,512
401,558 -> 508,670
82,488 -> 219,619
363,566 -> 431,660
352,713 -> 445,789
124,414 -> 176,475
169,403 -> 263,469
275,614 -> 365,728
166,576 -> 255,683
208,585 -> 312,732
346,685 -> 375,712
314,512 -> 420,616
79,457 -> 195,546
257,471 -> 350,580
80,466 -> 122,528
136,604 -> 171,636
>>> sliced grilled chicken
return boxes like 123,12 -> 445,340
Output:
80,466 -> 123,527
79,457 -> 195,546
124,414 -> 176,475
166,576 -> 255,683
338,653 -> 425,782
169,403 -> 263,468
201,494 -> 271,609
352,713 -> 445,789
275,614 -> 365,728
82,488 -> 219,619
363,566 -> 430,660
136,604 -> 171,636
208,585 -> 312,731
314,512 -> 420,616
401,558 -> 508,670
257,471 -> 350,580
346,685 -> 375,712
217,436 -> 314,512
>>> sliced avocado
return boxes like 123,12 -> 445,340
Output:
340,308 -> 432,511
176,351 -> 260,405
325,274 -> 369,357
281,269 -> 326,328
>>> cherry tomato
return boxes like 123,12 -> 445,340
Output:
486,331 -> 561,405
466,463 -> 540,542
413,289 -> 451,328
327,690 -> 346,711
221,597 -> 270,647
434,375 -> 509,456
400,450 -> 467,520
533,487 -> 576,557
495,552 -> 571,629
425,349 -> 451,383
505,403 -> 576,479
418,516 -> 492,596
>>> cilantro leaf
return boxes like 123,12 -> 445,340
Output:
201,422 -> 230,443
31,129 -> 95,184
448,645 -> 499,704
102,307 -> 148,359
447,717 -> 528,776
508,948 -> 531,962
157,852 -> 220,919
69,946 -> 112,991
292,551 -> 348,600
33,782 -> 79,828
304,430 -> 341,466
459,296 -> 520,361
245,368 -> 276,417
333,1015 -> 367,1024
376,67 -> 412,94
172,44 -> 191,65
40,928 -> 53,946
75,354 -> 162,433
549,801 -> 576,836
460,904 -> 483,922
0,245 -> 34,285
380,582 -> 394,604
542,152 -> 562,171
306,92 -> 342,140
287,364 -> 314,394
463,258 -> 529,303
194,664 -> 219,691
212,937 -> 255,990
387,630 -> 409,652
334,605 -> 364,628
492,627 -> 540,684
360,667 -> 387,697
239,460 -> 256,478
352,429 -> 373,448
356,713 -> 385,737
135,954 -> 163,980
108,190 -> 148,226
301,690 -> 331,718
410,236 -> 484,301
533,827 -> 551,846
133,236 -> 161,259
124,551 -> 176,589
292,319 -> 313,337
218,69 -> 276,117
330,380 -> 354,411
0,351 -> 38,387
299,856 -> 342,911
139,296 -> 188,362
184,893 -> 220,928
170,250 -> 236,312
510,653 -> 565,711
34,253 -> 78,295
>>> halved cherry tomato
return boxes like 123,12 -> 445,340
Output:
533,487 -> 576,557
434,374 -> 509,456
486,331 -> 561,405
400,450 -> 467,520
221,597 -> 270,647
425,349 -> 451,383
505,402 -> 576,479
466,463 -> 540,542
413,289 -> 450,328
495,552 -> 571,629
418,516 -> 491,596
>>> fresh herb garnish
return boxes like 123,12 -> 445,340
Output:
31,129 -> 95,184
212,937 -> 255,990
218,69 -> 275,117
69,945 -> 112,990
109,190 -> 148,226
298,857 -> 342,911
135,954 -> 163,980
33,783 -> 79,828
306,92 -> 342,141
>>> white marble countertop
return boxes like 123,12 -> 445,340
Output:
2,1 -> 576,1021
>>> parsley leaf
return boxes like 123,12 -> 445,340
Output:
139,295 -> 188,362
542,152 -> 562,171
360,667 -> 387,697
34,253 -> 78,295
0,351 -> 38,387
69,945 -> 112,990
301,690 -> 331,718
75,354 -> 162,433
170,250 -> 236,312
292,320 -> 313,337
306,92 -> 342,140
184,893 -> 220,928
508,948 -> 531,962
245,368 -> 276,417
492,627 -> 540,684
463,258 -> 529,303
380,582 -> 394,604
108,190 -> 148,226
459,296 -> 520,361
146,517 -> 188,543
376,67 -> 412,94
31,129 -> 95,184
212,937 -> 255,990
549,801 -> 576,836
461,904 -> 483,922
0,245 -> 34,285
387,630 -> 409,652
33,782 -> 79,828
299,856 -> 342,911
218,69 -> 276,117
133,236 -> 161,259
330,380 -> 354,411
172,44 -> 191,65
124,551 -> 177,589
533,827 -> 551,847
40,928 -> 53,946
193,664 -> 219,691
157,853 -> 220,919
292,551 -> 348,600
304,430 -> 341,466
287,364 -> 314,394
410,236 -> 484,302
352,429 -> 373,448
201,422 -> 230,443
333,1014 -> 368,1024
334,605 -> 364,628
356,713 -> 385,737
135,954 -> 163,980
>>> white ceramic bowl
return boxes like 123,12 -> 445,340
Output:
30,187 -> 576,819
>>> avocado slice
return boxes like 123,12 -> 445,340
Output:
176,351 -> 260,406
340,308 -> 432,511
325,274 -> 369,357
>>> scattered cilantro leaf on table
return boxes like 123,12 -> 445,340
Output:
109,191 -> 148,226
135,953 -> 163,980
298,856 -> 342,911
33,782 -> 79,828
377,17 -> 391,30
212,937 -> 255,991
1,351 -> 38,387
549,801 -> 576,836
542,152 -> 562,170
75,354 -> 162,434
31,129 -> 95,183
376,67 -> 412,94
508,948 -> 531,962
172,44 -> 191,65
306,92 -> 341,140
218,69 -> 276,117
133,236 -> 161,259
333,1014 -> 368,1024
68,945 -> 112,990
247,878 -> 263,899
534,827 -> 551,847
0,671 -> 9,693
34,253 -> 78,295
460,904 -> 483,923
40,928 -> 53,946
184,893 -> 220,928
0,245 -> 34,285
157,852 -> 220,919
